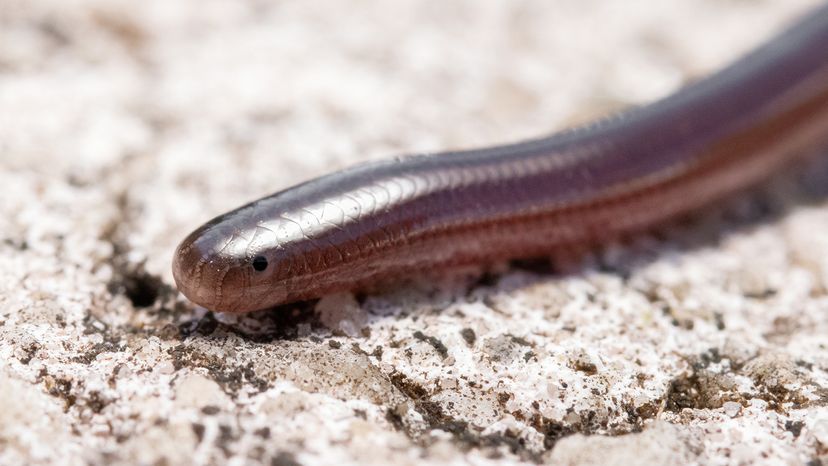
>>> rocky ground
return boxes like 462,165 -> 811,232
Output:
2,0 -> 828,464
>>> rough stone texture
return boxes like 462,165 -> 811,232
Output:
2,0 -> 828,465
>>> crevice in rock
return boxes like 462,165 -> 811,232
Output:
97,179 -> 176,313
384,369 -> 583,463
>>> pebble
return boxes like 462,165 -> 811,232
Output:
723,401 -> 742,418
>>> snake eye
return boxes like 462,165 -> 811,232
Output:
252,255 -> 268,272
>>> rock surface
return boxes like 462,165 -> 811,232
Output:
2,0 -> 828,464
